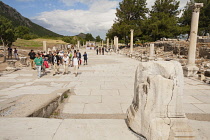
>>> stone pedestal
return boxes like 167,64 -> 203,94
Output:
183,65 -> 199,77
19,57 -> 27,66
107,38 -> 109,49
149,43 -> 155,61
6,60 -> 17,71
47,48 -> 52,54
77,41 -> 80,49
43,41 -> 47,52
127,61 -> 195,140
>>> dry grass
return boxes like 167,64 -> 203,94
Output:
12,38 -> 67,50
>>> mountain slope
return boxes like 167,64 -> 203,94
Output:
0,1 -> 62,37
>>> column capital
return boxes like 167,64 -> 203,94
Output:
130,29 -> 134,32
192,3 -> 203,12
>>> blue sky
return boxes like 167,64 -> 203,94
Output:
1,0 -> 189,39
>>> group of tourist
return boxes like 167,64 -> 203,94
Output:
96,47 -> 113,55
28,49 -> 88,78
7,47 -> 18,60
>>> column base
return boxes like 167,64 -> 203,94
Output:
183,65 -> 199,77
149,57 -> 154,61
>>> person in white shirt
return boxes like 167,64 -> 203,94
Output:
63,53 -> 69,74
72,53 -> 79,77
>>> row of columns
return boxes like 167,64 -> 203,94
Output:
43,2 -> 202,78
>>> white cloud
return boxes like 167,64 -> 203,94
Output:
146,0 -> 189,9
31,0 -> 117,39
31,0 -> 190,39
59,0 -> 102,6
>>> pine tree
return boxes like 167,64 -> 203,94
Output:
106,0 -> 148,44
180,0 -> 210,36
148,0 -> 181,41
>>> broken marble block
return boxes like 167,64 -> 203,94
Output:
127,61 -> 195,140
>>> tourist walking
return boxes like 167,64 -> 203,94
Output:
34,53 -> 43,78
76,50 -> 81,65
83,52 -> 88,65
102,47 -> 104,55
28,50 -> 36,69
72,53 -> 79,77
63,53 -> 69,74
52,52 -> 61,76
14,48 -> 18,60
96,48 -> 99,55
8,47 -> 12,59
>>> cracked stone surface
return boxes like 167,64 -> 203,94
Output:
127,61 -> 195,140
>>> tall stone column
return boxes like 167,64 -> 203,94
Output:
114,36 -> 116,49
149,43 -> 155,61
130,29 -> 134,54
111,40 -> 113,49
183,3 -> 203,77
77,41 -> 80,49
116,37 -> 118,52
43,41 -> 47,52
107,38 -> 109,48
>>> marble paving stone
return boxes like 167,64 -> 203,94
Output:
193,104 -> 210,113
100,85 -> 127,90
0,118 -> 62,139
73,89 -> 91,95
67,95 -> 101,103
91,89 -> 119,95
102,95 -> 133,104
53,119 -> 138,140
183,103 -> 204,113
200,90 -> 210,95
193,96 -> 210,104
183,96 -> 203,104
83,103 -> 123,114
63,103 -> 85,114
183,89 -> 207,96
118,89 -> 134,95
120,103 -> 131,113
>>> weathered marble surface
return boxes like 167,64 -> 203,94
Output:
127,61 -> 195,140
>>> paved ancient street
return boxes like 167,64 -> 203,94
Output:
0,49 -> 210,139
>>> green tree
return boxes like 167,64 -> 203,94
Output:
0,16 -> 16,62
95,35 -> 102,42
107,0 -> 148,44
85,33 -> 95,41
15,26 -> 30,39
180,0 -> 210,37
148,0 -> 181,41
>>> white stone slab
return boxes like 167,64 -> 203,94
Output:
83,103 -> 123,114
63,103 -> 85,114
183,96 -> 203,104
193,96 -> 210,104
121,103 -> 130,113
67,95 -> 101,103
53,119 -> 138,140
118,89 -> 134,95
101,85 -> 127,90
183,103 -> 204,113
0,118 -> 62,140
91,90 -> 119,95
194,104 -> 210,113
102,95 -> 133,104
